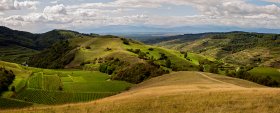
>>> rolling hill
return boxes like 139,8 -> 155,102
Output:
2,71 -> 279,113
0,26 -> 94,64
0,27 -> 279,112
146,32 -> 280,68
0,27 -> 218,110
26,33 -> 215,83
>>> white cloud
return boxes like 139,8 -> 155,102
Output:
50,1 -> 58,4
43,4 -> 67,15
1,0 -> 280,32
0,0 -> 39,11
262,0 -> 280,3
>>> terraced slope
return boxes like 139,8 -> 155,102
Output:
3,71 -> 279,113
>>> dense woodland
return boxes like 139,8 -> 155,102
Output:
28,41 -> 76,69
99,57 -> 169,83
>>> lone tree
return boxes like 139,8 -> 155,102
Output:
0,67 -> 15,95
184,52 -> 188,58
166,59 -> 172,68
209,64 -> 219,74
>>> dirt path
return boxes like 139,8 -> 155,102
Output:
197,72 -> 240,87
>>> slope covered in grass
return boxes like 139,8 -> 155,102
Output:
3,71 -> 279,113
0,26 -> 95,63
249,67 -> 280,82
148,32 -> 280,68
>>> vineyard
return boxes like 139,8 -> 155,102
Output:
0,98 -> 33,109
15,89 -> 117,105
0,61 -> 132,107
11,69 -> 131,105
43,75 -> 62,90
27,72 -> 43,89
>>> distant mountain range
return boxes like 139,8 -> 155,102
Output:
83,25 -> 280,34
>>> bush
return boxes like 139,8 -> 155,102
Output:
0,67 -> 15,95
199,65 -> 204,72
99,57 -> 169,83
159,53 -> 168,60
225,68 -> 279,87
148,48 -> 154,51
166,59 -> 172,68
105,48 -> 112,51
121,38 -> 130,45
209,64 -> 219,74
85,46 -> 91,49
184,52 -> 188,58
11,86 -> 16,92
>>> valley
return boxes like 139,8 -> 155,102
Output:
2,71 -> 279,113
0,27 -> 279,113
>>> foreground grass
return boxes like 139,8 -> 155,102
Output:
2,71 -> 279,113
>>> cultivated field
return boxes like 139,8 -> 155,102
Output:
0,61 -> 132,108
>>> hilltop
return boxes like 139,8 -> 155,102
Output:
2,71 -> 279,113
0,26 -> 94,64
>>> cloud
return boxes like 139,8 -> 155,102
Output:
50,1 -> 58,4
262,0 -> 280,3
43,4 -> 67,15
0,0 -> 39,11
1,0 -> 280,32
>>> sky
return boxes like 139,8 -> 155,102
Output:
0,0 -> 280,33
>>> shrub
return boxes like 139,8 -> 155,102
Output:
121,38 -> 130,45
148,48 -> 154,51
184,52 -> 188,58
99,57 -> 169,83
166,59 -> 172,68
105,48 -> 112,51
0,68 -> 15,95
209,64 -> 219,74
85,46 -> 91,49
159,53 -> 168,60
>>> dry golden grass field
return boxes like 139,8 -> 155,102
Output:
1,71 -> 280,113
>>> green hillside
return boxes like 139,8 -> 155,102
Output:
148,32 -> 280,68
28,35 -> 216,84
1,27 -> 279,111
0,26 -> 95,64
0,61 -> 131,107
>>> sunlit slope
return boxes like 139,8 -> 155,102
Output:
4,71 -> 280,113
66,37 -> 211,69
152,32 -> 280,68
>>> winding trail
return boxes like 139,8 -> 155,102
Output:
197,72 -> 241,87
